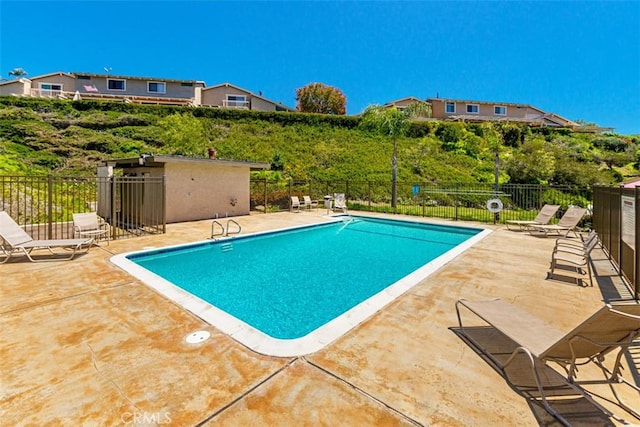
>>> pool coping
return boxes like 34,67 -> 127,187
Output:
110,217 -> 492,357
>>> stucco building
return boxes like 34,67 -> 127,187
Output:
104,155 -> 269,224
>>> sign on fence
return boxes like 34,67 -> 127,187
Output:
621,196 -> 636,250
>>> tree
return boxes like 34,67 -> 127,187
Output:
360,102 -> 431,208
158,113 -> 208,156
592,136 -> 635,170
503,136 -> 556,184
8,68 -> 27,79
295,83 -> 346,115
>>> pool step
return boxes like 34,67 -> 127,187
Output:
220,242 -> 234,252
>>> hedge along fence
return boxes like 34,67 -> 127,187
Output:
250,179 -> 593,226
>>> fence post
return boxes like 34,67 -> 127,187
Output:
346,181 -> 349,205
633,186 -> 640,300
454,182 -> 459,221
47,174 -> 53,239
538,184 -> 543,210
263,179 -> 267,213
162,175 -> 167,234
111,176 -> 117,240
368,181 -> 372,210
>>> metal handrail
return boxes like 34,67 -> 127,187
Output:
211,220 -> 225,238
225,219 -> 241,236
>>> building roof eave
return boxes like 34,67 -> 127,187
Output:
106,155 -> 270,170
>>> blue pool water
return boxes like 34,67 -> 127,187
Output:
127,217 -> 481,340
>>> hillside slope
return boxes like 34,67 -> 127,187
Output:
0,97 -> 637,187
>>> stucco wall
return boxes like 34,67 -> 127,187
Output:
430,99 -> 536,119
31,75 -> 76,93
250,97 -> 277,111
200,85 -> 251,108
0,79 -> 30,96
430,100 -> 446,118
73,75 -> 198,99
162,162 -> 250,223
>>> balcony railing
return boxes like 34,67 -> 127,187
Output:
222,99 -> 249,109
28,89 -> 194,106
30,88 -> 65,98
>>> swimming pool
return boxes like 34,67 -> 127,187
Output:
111,216 -> 490,356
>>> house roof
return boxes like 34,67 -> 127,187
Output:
203,82 -> 295,111
542,112 -> 579,127
622,178 -> 640,188
105,155 -> 270,170
71,72 -> 203,85
383,96 -> 425,106
28,71 -> 76,80
0,77 -> 29,86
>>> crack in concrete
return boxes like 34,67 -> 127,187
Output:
86,342 -> 138,409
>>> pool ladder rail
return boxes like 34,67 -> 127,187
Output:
211,219 -> 242,239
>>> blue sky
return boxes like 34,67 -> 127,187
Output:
1,1 -> 639,134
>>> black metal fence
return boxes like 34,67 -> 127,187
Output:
593,186 -> 639,299
0,175 -> 166,241
1,175 -> 594,242
250,179 -> 593,226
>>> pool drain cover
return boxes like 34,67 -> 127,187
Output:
185,330 -> 210,344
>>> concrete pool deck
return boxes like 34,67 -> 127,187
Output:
2,211 -> 638,425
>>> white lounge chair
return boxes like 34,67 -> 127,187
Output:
531,206 -> 587,237
333,193 -> 348,213
505,204 -> 560,231
73,212 -> 110,245
291,196 -> 302,212
303,195 -> 318,210
456,298 -> 640,423
0,211 -> 93,263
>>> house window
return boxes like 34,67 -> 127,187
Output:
225,94 -> 248,108
107,79 -> 126,91
147,82 -> 166,94
466,104 -> 479,114
39,83 -> 62,96
445,102 -> 455,113
77,75 -> 90,80
494,106 -> 507,115
180,82 -> 193,87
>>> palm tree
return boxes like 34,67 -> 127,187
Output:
8,68 -> 27,79
360,102 -> 431,208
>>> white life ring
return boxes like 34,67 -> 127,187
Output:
486,198 -> 503,213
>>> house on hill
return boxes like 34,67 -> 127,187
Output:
379,95 -> 611,132
428,97 -> 580,128
0,71 -> 203,105
201,83 -> 295,112
0,71 -> 295,111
